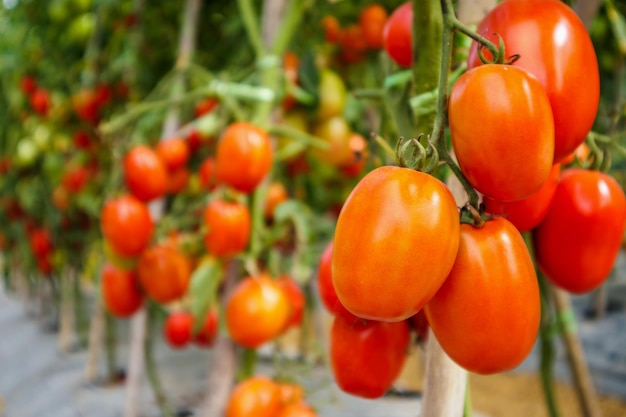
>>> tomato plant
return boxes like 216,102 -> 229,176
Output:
276,275 -> 305,330
316,240 -> 351,318
194,308 -> 219,347
449,64 -> 555,201
425,217 -> 541,374
467,0 -> 600,163
534,169 -> 626,293
332,166 -> 460,322
225,275 -> 290,348
330,314 -> 410,398
155,137 -> 190,171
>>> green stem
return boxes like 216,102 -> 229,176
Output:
237,0 -> 264,57
438,145 -> 480,207
105,312 -> 118,381
144,304 -> 174,417
271,0 -> 310,55
463,374 -> 472,417
238,348 -> 258,381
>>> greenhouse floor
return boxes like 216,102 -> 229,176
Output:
2,254 -> 626,417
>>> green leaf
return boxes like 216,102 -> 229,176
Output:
297,51 -> 319,108
188,258 -> 223,334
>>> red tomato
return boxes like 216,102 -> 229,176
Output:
167,167 -> 190,194
449,64 -> 554,201
283,51 -> 299,110
276,276 -> 305,330
72,130 -> 93,150
203,198 -> 251,258
194,97 -> 219,118
194,308 -> 219,347
359,4 -> 388,49
155,138 -> 189,171
123,145 -> 168,202
136,244 -> 191,304
483,164 -> 561,232
29,228 -> 53,257
101,264 -> 143,318
339,133 -> 368,178
30,89 -> 50,116
163,311 -> 194,349
72,88 -> 100,125
321,16 -> 341,43
338,24 -> 367,64
226,376 -> 282,417
62,166 -> 91,194
534,169 -> 626,293
332,166 -> 460,322
409,310 -> 429,342
215,122 -> 273,194
425,217 -> 541,374
468,0 -> 599,162
330,314 -> 410,398
382,2 -> 412,67
316,241 -> 351,317
198,157 -> 217,191
225,275 -> 290,348
20,75 -> 37,95
101,195 -> 154,257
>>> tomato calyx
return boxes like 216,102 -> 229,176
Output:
582,132 -> 619,173
395,136 -> 439,174
460,202 -> 493,228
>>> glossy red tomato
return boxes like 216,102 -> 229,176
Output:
449,64 -> 554,201
20,75 -> 37,95
136,244 -> 191,304
166,167 -> 190,194
316,241 -> 351,317
29,228 -> 53,257
226,376 -> 282,417
163,311 -> 194,349
123,145 -> 168,202
30,88 -> 50,116
382,2 -> 412,67
101,264 -> 143,318
330,314 -> 410,398
101,195 -> 154,257
425,217 -> 540,374
225,275 -> 290,348
468,0 -> 599,162
203,198 -> 250,258
534,169 -> 626,293
484,164 -> 561,232
215,122 -> 273,194
194,308 -> 219,347
276,276 -> 305,330
332,166 -> 460,322
359,4 -> 388,50
155,138 -> 189,171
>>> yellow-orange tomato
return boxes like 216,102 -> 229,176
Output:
311,116 -> 352,166
203,198 -> 251,258
332,166 -> 460,322
101,264 -> 144,318
264,182 -> 289,219
277,403 -> 318,417
226,275 -> 290,348
277,383 -> 304,406
215,122 -> 273,194
276,276 -> 305,330
155,137 -> 190,171
321,16 -> 341,43
136,244 -> 191,304
339,133 -> 368,178
226,376 -> 282,417
425,218 -> 541,374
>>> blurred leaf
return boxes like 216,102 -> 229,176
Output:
188,258 -> 223,334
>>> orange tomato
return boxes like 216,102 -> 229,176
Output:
163,311 -> 194,349
277,382 -> 304,406
167,167 -> 190,194
359,4 -> 388,49
276,276 -> 305,330
226,376 -> 282,417
277,403 -> 317,417
316,241 -> 352,317
264,182 -> 289,219
136,244 -> 191,304
321,16 -> 341,43
198,157 -> 217,191
203,198 -> 251,258
101,264 -> 144,318
156,138 -> 190,171
226,275 -> 290,348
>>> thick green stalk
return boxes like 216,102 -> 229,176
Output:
237,0 -> 264,57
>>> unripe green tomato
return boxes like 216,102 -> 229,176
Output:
311,116 -> 352,166
317,69 -> 347,120
15,140 -> 39,168
67,13 -> 96,44
33,125 -> 52,151
48,0 -> 69,22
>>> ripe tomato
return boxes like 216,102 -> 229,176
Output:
449,64 -> 554,201
72,88 -> 100,125
101,195 -> 154,257
155,138 -> 189,171
338,24 -> 367,64
283,51 -> 299,110
101,264 -> 143,318
195,97 -> 219,118
534,169 -> 626,293
321,16 -> 341,43
264,182 -> 288,219
311,116 -> 352,166
483,164 -> 561,232
215,122 -> 273,194
226,376 -> 282,417
468,0 -> 599,162
198,157 -> 217,191
30,88 -> 51,116
277,404 -> 317,417
136,244 -> 191,304
225,275 -> 290,348
194,308 -> 219,347
409,309 -> 429,342
277,383 -> 304,406
163,311 -> 194,349
317,69 -> 346,120
276,276 -> 305,330
382,2 -> 412,67
123,145 -> 168,202
330,314 -> 410,398
425,217 -> 540,374
20,75 -> 37,95
203,198 -> 250,258
62,166 -> 91,194
167,167 -> 190,194
316,241 -> 351,317
359,4 -> 387,49
339,132 -> 368,178
29,228 -> 53,257
333,166 -> 460,322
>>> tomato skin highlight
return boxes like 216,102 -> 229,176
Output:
163,311 -> 194,349
468,0 -> 600,163
330,314 -> 410,399
136,244 -> 192,304
332,166 -> 460,322
449,64 -> 554,201
534,169 -> 626,293
425,217 -> 541,375
483,164 -> 561,232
